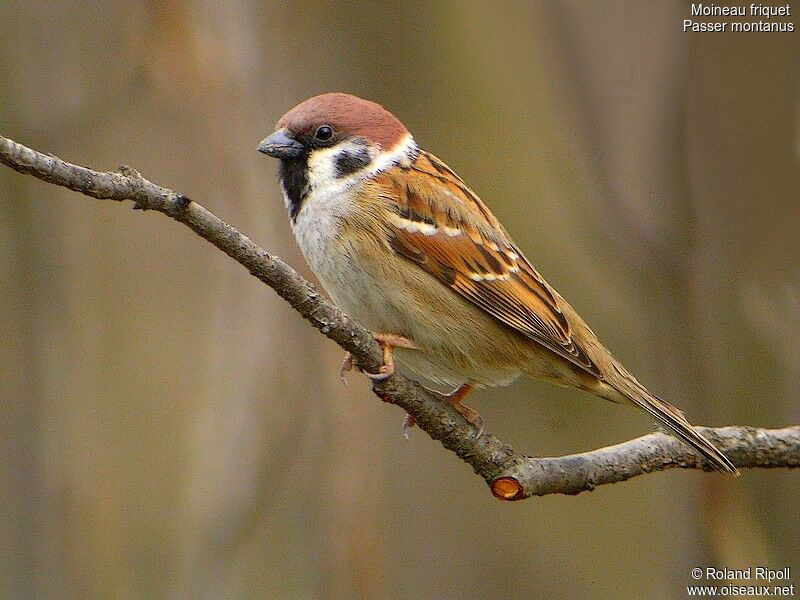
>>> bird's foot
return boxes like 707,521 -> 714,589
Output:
363,332 -> 417,381
404,383 -> 482,436
442,383 -> 482,435
339,332 -> 417,385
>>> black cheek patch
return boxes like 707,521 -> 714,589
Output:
334,148 -> 371,178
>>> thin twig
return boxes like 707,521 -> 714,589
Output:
2,134 -> 797,500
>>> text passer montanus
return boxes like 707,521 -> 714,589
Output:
258,93 -> 738,475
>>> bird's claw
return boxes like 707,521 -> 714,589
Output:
339,352 -> 353,387
345,332 -> 417,383
365,369 -> 393,381
402,413 -> 416,439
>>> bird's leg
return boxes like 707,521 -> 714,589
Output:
443,383 -> 482,434
403,383 -> 480,436
339,336 -> 480,436
339,332 -> 417,386
363,332 -> 417,381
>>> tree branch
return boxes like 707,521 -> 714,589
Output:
2,134 -> 797,500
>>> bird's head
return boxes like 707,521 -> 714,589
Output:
258,93 -> 416,219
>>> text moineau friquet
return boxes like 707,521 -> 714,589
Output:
684,3 -> 794,32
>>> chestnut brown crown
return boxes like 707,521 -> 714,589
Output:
276,93 -> 409,150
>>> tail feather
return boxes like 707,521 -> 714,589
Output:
627,389 -> 739,476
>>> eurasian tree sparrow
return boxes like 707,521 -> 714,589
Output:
258,93 -> 738,475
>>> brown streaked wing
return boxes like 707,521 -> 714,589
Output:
378,151 -> 602,378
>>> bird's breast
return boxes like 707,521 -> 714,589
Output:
287,183 -> 372,314
289,185 -> 349,271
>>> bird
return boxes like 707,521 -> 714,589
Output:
257,92 -> 738,475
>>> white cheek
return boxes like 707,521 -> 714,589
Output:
305,145 -> 340,190
305,141 -> 371,193
301,133 -> 417,211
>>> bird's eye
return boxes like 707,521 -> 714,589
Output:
314,125 -> 334,141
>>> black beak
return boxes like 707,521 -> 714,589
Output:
257,128 -> 305,159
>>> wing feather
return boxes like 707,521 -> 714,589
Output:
378,150 -> 602,378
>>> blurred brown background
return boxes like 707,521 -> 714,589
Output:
1,2 -> 798,599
